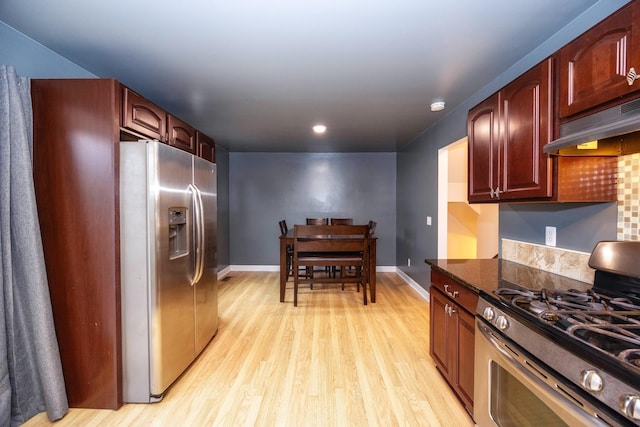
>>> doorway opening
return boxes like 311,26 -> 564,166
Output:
437,137 -> 499,259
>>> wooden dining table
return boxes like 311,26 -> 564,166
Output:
279,228 -> 377,303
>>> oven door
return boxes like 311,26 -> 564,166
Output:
474,318 -> 610,427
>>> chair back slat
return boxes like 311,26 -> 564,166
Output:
294,225 -> 368,252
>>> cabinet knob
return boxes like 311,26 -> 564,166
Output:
627,67 -> 639,86
620,395 -> 640,420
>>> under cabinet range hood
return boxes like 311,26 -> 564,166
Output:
544,97 -> 640,156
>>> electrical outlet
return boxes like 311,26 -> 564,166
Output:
427,216 -> 432,226
408,258 -> 411,267
545,226 -> 556,247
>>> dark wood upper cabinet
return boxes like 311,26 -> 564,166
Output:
558,0 -> 640,119
468,94 -> 500,202
468,59 -> 553,202
197,131 -> 216,163
122,88 -> 167,141
500,59 -> 553,200
168,114 -> 196,154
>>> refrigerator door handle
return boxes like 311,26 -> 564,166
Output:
190,184 -> 205,285
195,184 -> 205,284
188,184 -> 204,286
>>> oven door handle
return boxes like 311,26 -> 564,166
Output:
477,322 -> 522,365
478,321 -> 567,390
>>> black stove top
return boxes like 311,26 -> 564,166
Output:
493,286 -> 640,374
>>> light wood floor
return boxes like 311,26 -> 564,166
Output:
26,272 -> 474,427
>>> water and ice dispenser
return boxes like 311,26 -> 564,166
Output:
168,208 -> 188,259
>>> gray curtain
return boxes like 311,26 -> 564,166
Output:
0,66 -> 68,425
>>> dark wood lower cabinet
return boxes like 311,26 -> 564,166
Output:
430,270 -> 477,414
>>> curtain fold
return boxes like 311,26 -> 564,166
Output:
0,65 -> 68,425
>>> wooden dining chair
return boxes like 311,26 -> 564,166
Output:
368,220 -> 377,236
305,217 -> 330,278
279,220 -> 294,281
306,217 -> 329,225
330,218 -> 353,225
292,224 -> 369,306
329,218 -> 354,277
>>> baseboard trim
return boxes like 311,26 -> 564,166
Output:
217,265 -> 232,280
394,268 -> 430,302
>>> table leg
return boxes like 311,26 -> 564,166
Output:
369,239 -> 376,303
279,237 -> 286,302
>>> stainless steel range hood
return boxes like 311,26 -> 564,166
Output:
544,97 -> 640,155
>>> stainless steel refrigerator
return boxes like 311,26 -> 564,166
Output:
119,140 -> 218,403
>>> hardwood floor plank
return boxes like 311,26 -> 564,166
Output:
24,272 -> 474,427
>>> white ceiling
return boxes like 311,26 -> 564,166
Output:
0,0 -> 602,152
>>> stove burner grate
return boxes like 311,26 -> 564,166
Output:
494,287 -> 640,367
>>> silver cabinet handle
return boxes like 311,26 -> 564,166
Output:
444,284 -> 459,298
627,67 -> 638,86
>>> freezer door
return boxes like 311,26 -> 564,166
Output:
149,141 -> 197,395
193,157 -> 218,354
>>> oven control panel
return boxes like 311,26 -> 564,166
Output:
481,305 -> 509,331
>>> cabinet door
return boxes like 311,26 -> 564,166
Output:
468,93 -> 500,202
122,88 -> 167,141
197,131 -> 215,162
559,1 -> 640,118
453,306 -> 475,412
430,287 -> 451,378
500,58 -> 553,200
168,115 -> 196,154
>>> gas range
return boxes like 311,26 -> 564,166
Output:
493,286 -> 640,379
477,241 -> 640,426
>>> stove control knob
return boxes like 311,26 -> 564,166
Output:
580,370 -> 604,392
621,395 -> 640,420
495,315 -> 509,331
482,307 -> 495,321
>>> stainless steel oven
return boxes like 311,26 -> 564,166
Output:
475,305 -> 616,426
473,241 -> 640,427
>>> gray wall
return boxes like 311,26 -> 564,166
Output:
396,0 -> 630,290
229,152 -> 396,266
0,20 -> 232,272
499,203 -> 617,253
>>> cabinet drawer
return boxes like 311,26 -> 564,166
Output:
430,270 -> 478,313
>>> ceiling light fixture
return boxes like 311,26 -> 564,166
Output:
430,101 -> 446,112
312,124 -> 327,134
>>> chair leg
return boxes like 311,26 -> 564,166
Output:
362,279 -> 367,305
294,266 -> 298,307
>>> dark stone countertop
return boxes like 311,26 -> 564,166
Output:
425,258 -> 593,296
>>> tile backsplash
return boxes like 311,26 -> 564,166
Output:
618,153 -> 640,241
501,239 -> 594,283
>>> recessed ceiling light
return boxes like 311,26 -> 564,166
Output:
312,124 -> 327,134
430,101 -> 446,112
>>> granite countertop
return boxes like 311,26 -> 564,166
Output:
425,258 -> 594,296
